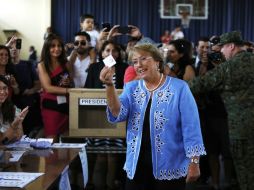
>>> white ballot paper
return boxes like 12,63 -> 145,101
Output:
0,172 -> 44,188
79,146 -> 88,188
59,165 -> 71,190
51,143 -> 86,149
103,54 -> 116,67
9,151 -> 26,162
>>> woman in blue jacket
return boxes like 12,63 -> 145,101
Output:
99,43 -> 206,190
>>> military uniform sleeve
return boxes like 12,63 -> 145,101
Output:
188,62 -> 228,95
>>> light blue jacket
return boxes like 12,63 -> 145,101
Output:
107,76 -> 206,180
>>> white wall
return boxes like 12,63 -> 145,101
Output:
0,0 -> 51,60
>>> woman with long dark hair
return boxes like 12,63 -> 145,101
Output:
0,45 -> 19,96
37,34 -> 73,142
0,75 -> 28,144
85,40 -> 128,88
167,39 -> 195,81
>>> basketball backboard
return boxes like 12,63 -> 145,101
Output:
160,0 -> 208,19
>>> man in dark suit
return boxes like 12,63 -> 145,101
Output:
28,46 -> 37,66
194,37 -> 211,76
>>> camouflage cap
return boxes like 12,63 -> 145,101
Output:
218,31 -> 244,46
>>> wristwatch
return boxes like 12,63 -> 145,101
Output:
191,157 -> 199,164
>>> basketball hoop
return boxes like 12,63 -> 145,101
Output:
179,11 -> 190,29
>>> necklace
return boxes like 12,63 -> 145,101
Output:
144,74 -> 164,92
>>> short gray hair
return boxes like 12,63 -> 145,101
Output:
128,43 -> 164,73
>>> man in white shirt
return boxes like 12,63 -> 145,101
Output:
68,31 -> 92,88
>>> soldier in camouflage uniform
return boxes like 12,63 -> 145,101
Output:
189,31 -> 254,190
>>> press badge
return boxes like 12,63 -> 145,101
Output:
57,96 -> 67,104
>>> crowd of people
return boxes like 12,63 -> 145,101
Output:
0,12 -> 254,190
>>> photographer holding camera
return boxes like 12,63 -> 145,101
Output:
195,36 -> 225,76
194,36 -> 235,190
208,36 -> 225,65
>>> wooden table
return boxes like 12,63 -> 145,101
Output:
0,148 -> 82,190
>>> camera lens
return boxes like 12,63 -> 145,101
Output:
208,52 -> 223,63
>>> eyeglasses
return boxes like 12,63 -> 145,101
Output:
74,41 -> 87,46
131,56 -> 153,66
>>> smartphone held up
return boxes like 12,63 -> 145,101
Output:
117,26 -> 132,34
102,22 -> 111,32
16,39 -> 22,49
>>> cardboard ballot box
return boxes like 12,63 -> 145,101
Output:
69,88 -> 126,138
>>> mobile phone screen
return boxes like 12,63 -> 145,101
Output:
102,23 -> 111,32
118,26 -> 131,34
16,39 -> 22,49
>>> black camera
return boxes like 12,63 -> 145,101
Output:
208,51 -> 223,63
246,48 -> 253,53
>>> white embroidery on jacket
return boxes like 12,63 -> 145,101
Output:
131,112 -> 140,131
159,167 -> 188,180
156,87 -> 174,107
154,109 -> 167,152
186,144 -> 207,157
132,86 -> 146,106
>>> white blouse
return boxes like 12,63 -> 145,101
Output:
0,107 -> 21,133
